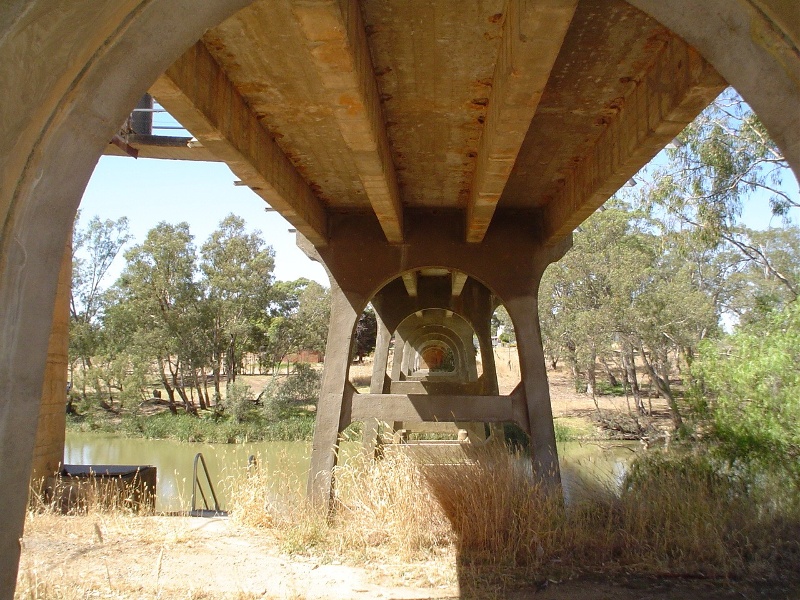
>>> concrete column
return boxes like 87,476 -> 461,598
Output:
30,239 -> 71,484
400,338 -> 413,377
307,282 -> 364,506
362,313 -> 391,455
505,294 -> 560,489
471,302 -> 505,442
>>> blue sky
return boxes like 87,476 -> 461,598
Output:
79,156 -> 329,286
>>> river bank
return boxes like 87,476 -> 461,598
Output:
20,444 -> 800,599
66,357 -> 678,446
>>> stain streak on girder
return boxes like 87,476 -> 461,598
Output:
465,0 -> 578,243
291,0 -> 404,243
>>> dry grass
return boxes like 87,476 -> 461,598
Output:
225,450 -> 453,563
29,472 -> 155,518
224,446 -> 800,586
19,446 -> 800,598
422,447 -> 800,586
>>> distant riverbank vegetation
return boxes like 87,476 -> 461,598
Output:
67,212 -> 377,442
67,366 -> 326,443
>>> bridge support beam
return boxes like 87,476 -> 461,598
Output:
301,214 -> 570,505
362,312 -> 391,457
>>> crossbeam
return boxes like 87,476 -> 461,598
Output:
451,271 -> 468,296
401,271 -> 418,297
346,388 -> 529,433
465,0 -> 578,243
151,42 -> 329,246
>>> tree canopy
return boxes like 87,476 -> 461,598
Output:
69,213 -> 330,413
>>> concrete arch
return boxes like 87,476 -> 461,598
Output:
1,1 -> 800,594
628,1 -> 800,180
390,309 -> 481,378
404,329 -> 470,378
397,325 -> 472,379
0,2 -> 253,593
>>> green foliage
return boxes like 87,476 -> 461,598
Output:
70,213 -> 132,396
353,306 -> 377,360
69,401 -> 317,443
279,363 -> 321,403
261,364 -> 322,420
225,380 -> 256,423
72,211 -> 333,416
260,279 -> 330,373
691,301 -> 800,473
491,305 -> 515,342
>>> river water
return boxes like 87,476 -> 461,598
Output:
64,433 -> 637,512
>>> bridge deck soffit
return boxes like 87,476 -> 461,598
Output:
539,34 -> 726,246
150,41 -> 329,246
148,0 -> 728,251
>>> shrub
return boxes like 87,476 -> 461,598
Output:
225,380 -> 256,423
261,364 -> 321,421
691,301 -> 800,473
280,363 -> 321,403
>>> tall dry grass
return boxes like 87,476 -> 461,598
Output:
29,472 -> 155,516
225,450 -> 453,563
423,447 -> 800,582
225,445 -> 800,584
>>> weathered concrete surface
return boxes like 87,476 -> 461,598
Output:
628,0 -> 800,185
150,42 -> 329,246
299,215 -> 569,500
466,0 -> 578,242
0,2 -> 252,596
30,240 -> 70,484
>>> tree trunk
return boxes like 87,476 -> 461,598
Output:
195,369 -> 207,410
601,358 -> 618,387
679,345 -> 695,387
638,340 -> 684,431
565,340 -> 579,383
212,365 -> 222,405
225,335 -> 237,385
622,344 -> 645,415
157,356 -> 178,414
585,346 -> 597,398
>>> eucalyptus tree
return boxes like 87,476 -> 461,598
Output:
70,213 -> 131,396
637,88 -> 799,301
259,278 -> 330,375
541,202 -> 652,406
200,214 -> 275,398
108,221 -> 200,412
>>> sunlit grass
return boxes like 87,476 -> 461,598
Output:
19,445 -> 800,597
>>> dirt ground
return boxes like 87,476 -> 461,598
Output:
19,513 -> 796,600
17,350 -> 768,599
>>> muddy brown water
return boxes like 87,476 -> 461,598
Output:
64,433 -> 638,512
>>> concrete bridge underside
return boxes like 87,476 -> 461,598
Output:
2,0 -> 800,596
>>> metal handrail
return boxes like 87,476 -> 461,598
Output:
191,452 -> 221,513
